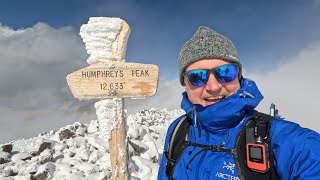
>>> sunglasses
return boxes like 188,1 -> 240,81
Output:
184,64 -> 238,87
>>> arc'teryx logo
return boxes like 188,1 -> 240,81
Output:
223,161 -> 235,174
216,161 -> 239,180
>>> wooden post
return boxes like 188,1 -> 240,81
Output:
66,17 -> 159,180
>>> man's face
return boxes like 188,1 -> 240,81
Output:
183,59 -> 241,107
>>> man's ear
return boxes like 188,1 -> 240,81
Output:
182,76 -> 188,89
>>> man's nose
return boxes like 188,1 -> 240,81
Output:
204,73 -> 222,91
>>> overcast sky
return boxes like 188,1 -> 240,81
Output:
1,0 -> 320,143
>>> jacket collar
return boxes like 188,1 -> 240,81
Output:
181,78 -> 263,133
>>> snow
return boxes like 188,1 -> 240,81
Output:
0,108 -> 184,179
94,99 -> 124,141
79,17 -> 123,64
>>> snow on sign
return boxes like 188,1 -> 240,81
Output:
67,61 -> 159,99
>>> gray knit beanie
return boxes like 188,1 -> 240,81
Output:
179,26 -> 242,85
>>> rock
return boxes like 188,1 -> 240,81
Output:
17,161 -> 37,176
52,151 -> 64,161
10,175 -> 35,180
128,141 -> 135,156
1,144 -> 13,153
84,171 -> 111,180
75,128 -> 86,137
52,143 -> 66,152
59,129 -> 75,141
73,122 -> 86,130
33,171 -> 48,180
34,162 -> 56,180
28,139 -> 52,156
65,137 -> 87,150
129,139 -> 149,154
1,167 -> 13,177
38,142 -> 51,155
0,151 -> 10,164
75,123 -> 87,136
87,135 -> 108,150
19,161 -> 38,176
69,158 -> 82,167
88,150 -> 104,163
39,149 -> 53,164
74,162 -> 99,176
11,152 -> 32,162
87,120 -> 99,133
74,149 -> 90,162
66,171 -> 85,179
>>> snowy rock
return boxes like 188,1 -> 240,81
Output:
37,142 -> 51,155
88,150 -> 104,164
28,140 -> 52,156
66,136 -> 87,149
1,144 -> 13,153
74,149 -> 90,162
19,161 -> 38,176
74,123 -> 87,137
141,134 -> 160,163
131,156 -> 158,180
34,162 -> 56,180
1,167 -> 13,177
87,134 -> 108,150
59,129 -> 75,141
74,162 -> 99,176
65,172 -> 85,180
52,142 -> 66,152
38,149 -> 53,164
11,152 -> 32,162
129,139 -> 149,154
87,120 -> 99,133
0,151 -> 11,164
68,158 -> 82,167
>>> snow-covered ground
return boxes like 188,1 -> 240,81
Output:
0,108 -> 184,180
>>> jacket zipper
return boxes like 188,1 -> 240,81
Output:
193,106 -> 198,127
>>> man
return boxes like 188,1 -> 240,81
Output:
157,26 -> 320,179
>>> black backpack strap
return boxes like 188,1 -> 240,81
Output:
165,115 -> 236,178
165,115 -> 191,179
234,111 -> 280,180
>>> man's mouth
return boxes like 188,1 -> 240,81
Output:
204,96 -> 226,102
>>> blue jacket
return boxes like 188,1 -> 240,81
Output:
158,78 -> 320,180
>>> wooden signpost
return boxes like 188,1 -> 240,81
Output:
67,17 -> 159,180
67,61 -> 158,99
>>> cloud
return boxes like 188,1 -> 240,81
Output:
0,88 -> 96,143
0,22 -> 89,93
248,41 -> 320,132
0,22 -> 95,143
0,22 -> 86,65
126,78 -> 184,114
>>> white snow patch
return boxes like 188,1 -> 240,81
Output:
79,17 -> 123,64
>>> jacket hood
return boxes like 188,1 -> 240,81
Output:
181,78 -> 263,133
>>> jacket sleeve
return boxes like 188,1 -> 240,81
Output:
157,116 -> 184,180
270,118 -> 320,179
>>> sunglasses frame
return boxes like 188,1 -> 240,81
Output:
184,64 -> 239,87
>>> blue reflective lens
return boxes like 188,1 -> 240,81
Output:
185,64 -> 238,87
186,69 -> 208,87
214,64 -> 238,83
